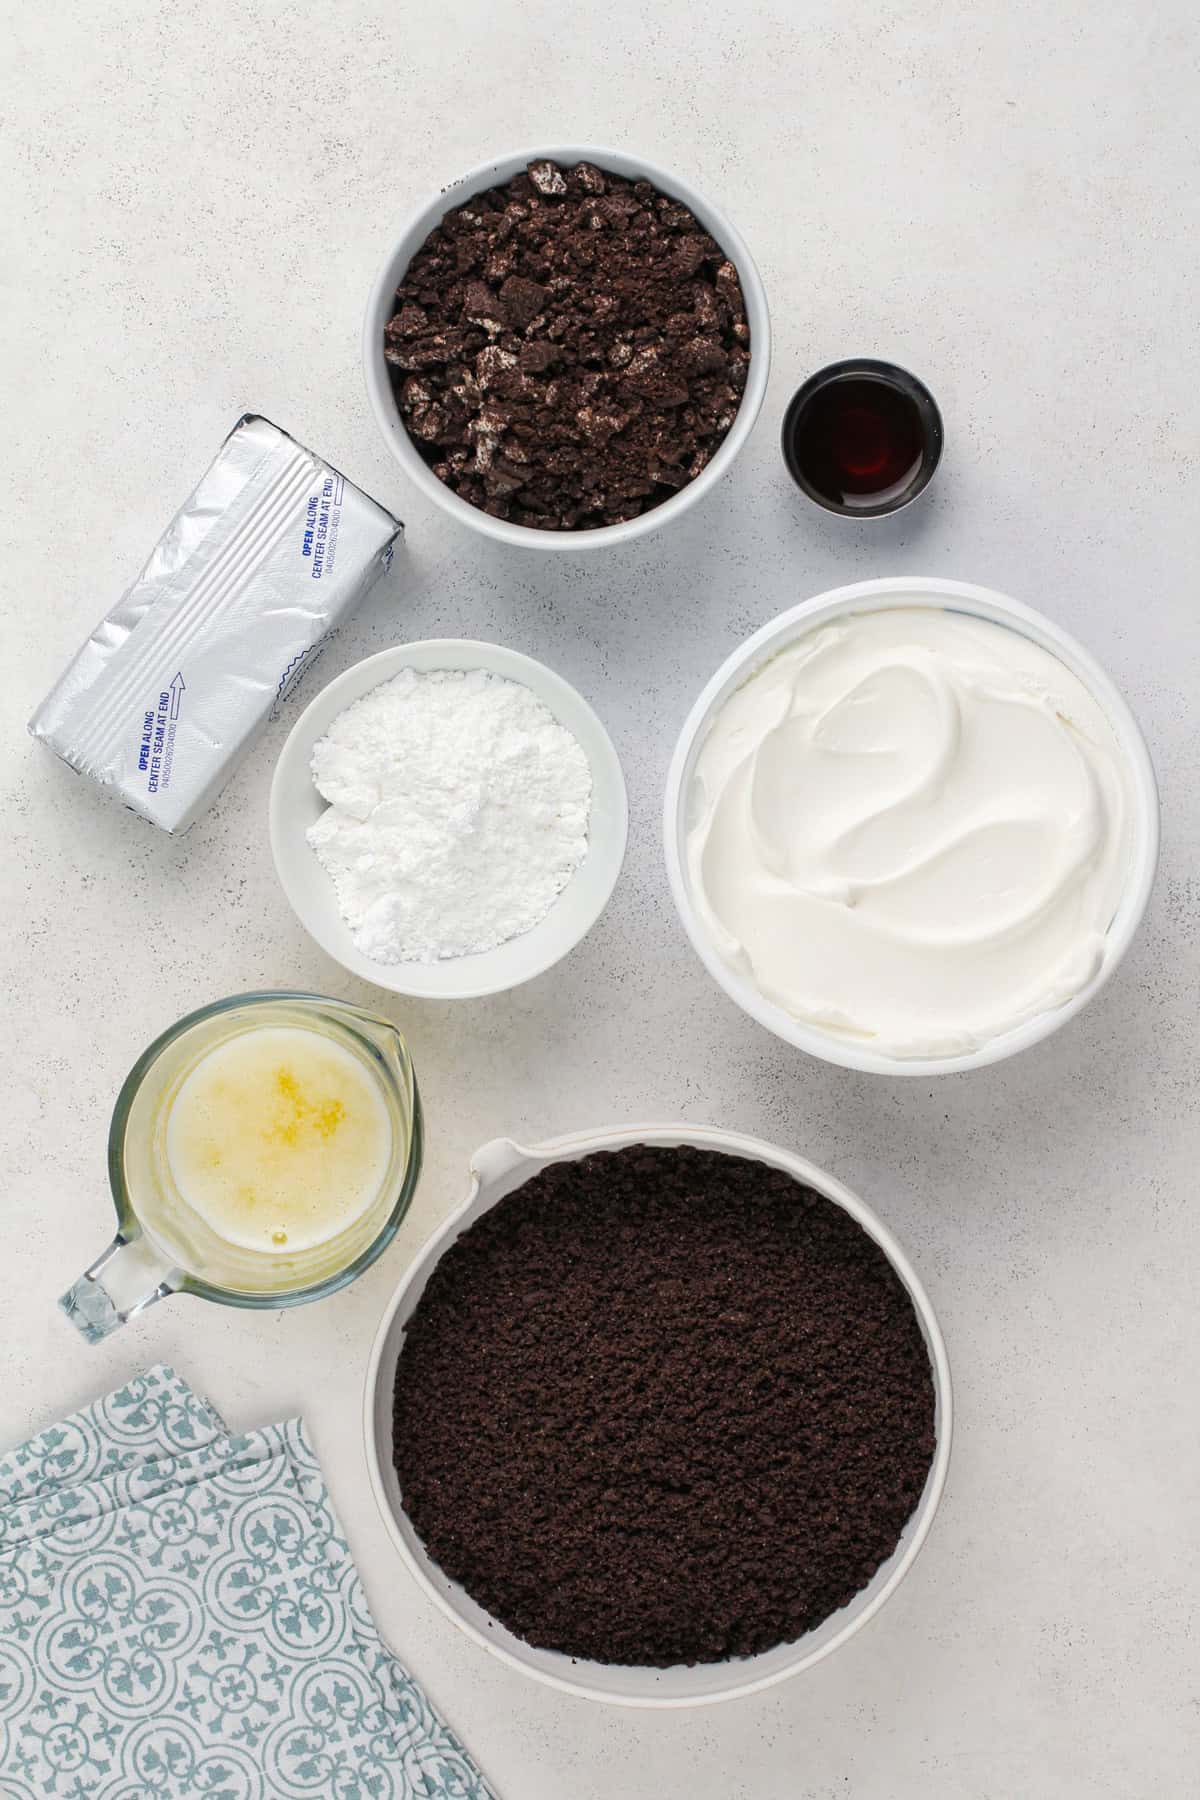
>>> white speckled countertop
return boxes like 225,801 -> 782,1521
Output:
4,3 -> 1198,1794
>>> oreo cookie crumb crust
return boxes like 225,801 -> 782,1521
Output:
392,1145 -> 936,1667
384,160 -> 750,529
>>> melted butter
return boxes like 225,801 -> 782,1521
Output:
164,1026 -> 392,1253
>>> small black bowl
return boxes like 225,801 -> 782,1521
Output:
781,359 -> 943,518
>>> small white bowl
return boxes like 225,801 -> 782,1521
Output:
363,144 -> 771,552
364,1122 -> 952,1708
664,577 -> 1160,1078
269,640 -> 627,998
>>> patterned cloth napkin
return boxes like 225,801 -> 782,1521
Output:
0,1365 -> 496,1800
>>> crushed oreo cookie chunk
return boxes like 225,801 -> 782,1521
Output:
385,161 -> 751,529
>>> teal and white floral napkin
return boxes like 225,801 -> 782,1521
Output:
0,1365 -> 496,1800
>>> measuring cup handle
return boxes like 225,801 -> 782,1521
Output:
59,1232 -> 180,1344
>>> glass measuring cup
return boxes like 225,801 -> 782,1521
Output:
61,991 -> 423,1343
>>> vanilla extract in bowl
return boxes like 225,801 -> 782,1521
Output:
782,359 -> 943,516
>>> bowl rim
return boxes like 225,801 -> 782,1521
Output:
663,576 -> 1161,1077
268,638 -> 628,998
362,141 -> 771,552
363,1120 -> 953,1707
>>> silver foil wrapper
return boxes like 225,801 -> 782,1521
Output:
30,414 -> 403,833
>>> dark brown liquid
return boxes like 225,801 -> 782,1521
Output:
790,377 -> 925,504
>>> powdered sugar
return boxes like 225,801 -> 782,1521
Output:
307,667 -> 592,963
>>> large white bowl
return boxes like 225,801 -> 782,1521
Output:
269,640 -> 627,998
364,1122 -> 952,1707
664,577 -> 1160,1077
363,143 -> 771,552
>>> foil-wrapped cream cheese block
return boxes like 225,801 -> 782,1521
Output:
29,414 -> 402,833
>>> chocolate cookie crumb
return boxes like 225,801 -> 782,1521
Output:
385,161 -> 751,529
392,1145 -> 937,1667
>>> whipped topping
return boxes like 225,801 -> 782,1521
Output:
687,607 -> 1135,1059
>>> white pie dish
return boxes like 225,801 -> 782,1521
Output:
362,143 -> 771,551
364,1121 -> 952,1707
269,640 -> 627,998
664,577 -> 1160,1077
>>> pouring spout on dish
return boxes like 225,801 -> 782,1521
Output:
469,1137 -> 534,1191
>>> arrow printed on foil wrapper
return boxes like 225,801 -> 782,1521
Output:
169,672 -> 186,718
